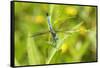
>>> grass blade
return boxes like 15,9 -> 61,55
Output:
46,34 -> 71,64
27,33 -> 44,65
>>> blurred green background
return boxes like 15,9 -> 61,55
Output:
14,2 -> 97,66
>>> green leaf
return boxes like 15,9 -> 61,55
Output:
26,33 -> 44,65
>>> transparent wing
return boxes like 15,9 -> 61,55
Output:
31,31 -> 50,37
31,22 -> 83,37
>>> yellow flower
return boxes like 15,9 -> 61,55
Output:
25,16 -> 33,23
60,43 -> 68,53
78,26 -> 87,36
34,15 -> 45,24
65,7 -> 78,16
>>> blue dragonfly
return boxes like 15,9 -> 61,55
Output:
46,13 -> 58,47
32,13 -> 59,47
32,13 -> 83,47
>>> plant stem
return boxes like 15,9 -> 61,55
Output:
46,35 -> 70,64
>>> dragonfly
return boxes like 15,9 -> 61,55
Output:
46,13 -> 58,47
32,13 -> 83,47
32,13 -> 59,47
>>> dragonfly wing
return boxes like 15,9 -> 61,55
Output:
55,30 -> 69,34
55,22 -> 84,34
31,31 -> 50,37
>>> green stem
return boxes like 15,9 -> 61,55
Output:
46,35 -> 70,64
